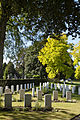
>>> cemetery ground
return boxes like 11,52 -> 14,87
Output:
0,80 -> 80,120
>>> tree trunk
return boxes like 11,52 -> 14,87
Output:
0,20 -> 6,79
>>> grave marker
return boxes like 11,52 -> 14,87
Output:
44,94 -> 51,109
66,91 -> 71,101
53,91 -> 58,101
32,88 -> 35,97
11,85 -> 14,93
78,87 -> 80,95
5,93 -> 12,108
5,88 -> 11,94
19,89 -> 25,100
24,94 -> 31,107
16,85 -> 19,92
0,87 -> 3,95
37,90 -> 42,100
20,84 -> 23,89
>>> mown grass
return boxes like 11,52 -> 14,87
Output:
0,81 -> 80,120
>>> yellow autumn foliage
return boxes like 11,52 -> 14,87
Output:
38,33 -> 73,79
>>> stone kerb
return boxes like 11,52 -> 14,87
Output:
44,94 -> 52,109
24,94 -> 31,107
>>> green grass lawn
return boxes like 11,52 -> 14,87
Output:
0,81 -> 80,120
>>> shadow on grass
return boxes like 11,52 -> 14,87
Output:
0,108 -> 76,120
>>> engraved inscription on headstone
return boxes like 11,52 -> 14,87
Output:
19,89 -> 25,100
53,91 -> 58,101
5,88 -> 11,94
44,94 -> 51,109
24,94 -> 31,107
66,91 -> 71,101
5,93 -> 12,108
37,90 -> 42,100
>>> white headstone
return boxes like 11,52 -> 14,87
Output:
62,85 -> 66,97
54,84 -> 57,90
16,85 -> 19,92
20,84 -> 23,89
44,82 -> 46,86
30,83 -> 32,89
69,85 -> 71,90
78,87 -> 80,95
43,83 -> 44,89
72,86 -> 75,93
24,84 -> 26,91
27,84 -> 29,90
5,86 -> 9,89
60,85 -> 62,91
36,87 -> 38,95
51,83 -> 53,89
57,83 -> 60,89
46,83 -> 49,90
11,85 -> 14,93
33,83 -> 34,88
32,88 -> 35,97
24,75 -> 26,79
66,85 -> 69,91
0,87 -> 3,95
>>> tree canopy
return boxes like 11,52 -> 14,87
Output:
25,41 -> 47,78
0,0 -> 80,78
38,33 -> 73,80
72,41 -> 80,79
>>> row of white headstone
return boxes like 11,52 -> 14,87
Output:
0,83 -> 34,95
39,82 -> 80,95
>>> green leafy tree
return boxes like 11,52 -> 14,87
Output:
25,41 -> 47,78
15,48 -> 26,79
3,62 -> 15,79
38,33 -> 73,80
72,41 -> 80,79
0,0 -> 80,78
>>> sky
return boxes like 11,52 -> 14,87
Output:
3,35 -> 80,64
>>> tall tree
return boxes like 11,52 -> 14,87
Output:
25,41 -> 47,78
38,33 -> 73,80
72,41 -> 80,79
0,0 -> 80,78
